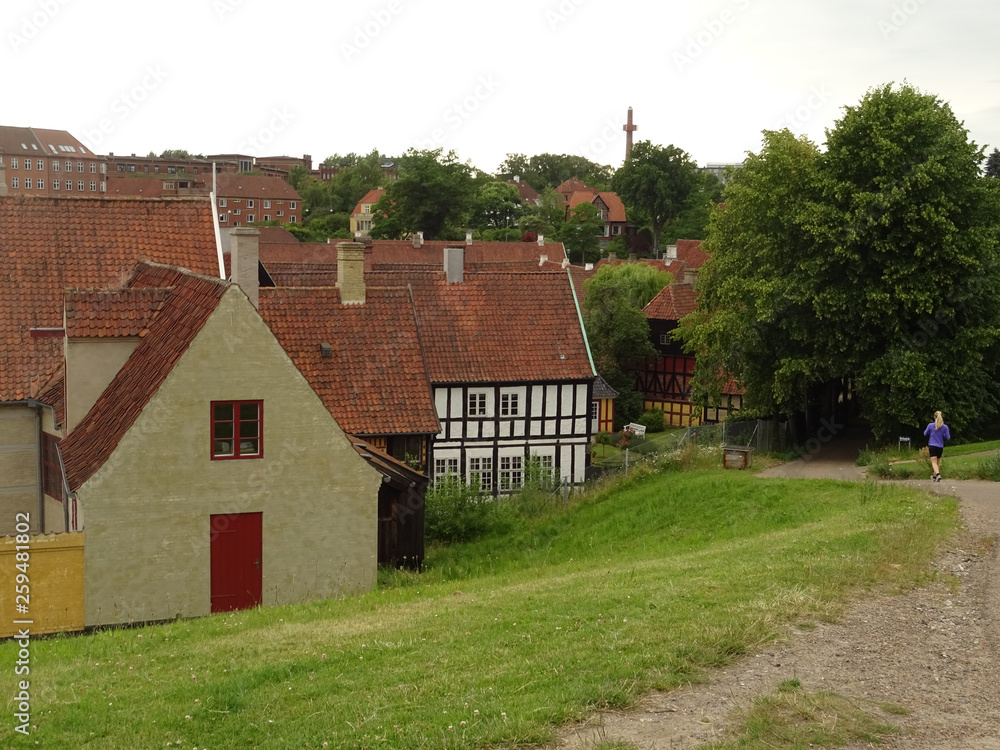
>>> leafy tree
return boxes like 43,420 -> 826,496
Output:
680,84 -> 1000,443
661,171 -> 724,245
583,263 -> 673,426
612,141 -> 700,252
558,201 -> 604,265
496,153 -> 613,192
370,149 -> 475,240
159,149 -> 205,160
471,181 -> 522,231
985,147 -> 1000,178
517,186 -> 564,238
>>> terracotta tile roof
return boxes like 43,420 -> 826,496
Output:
596,192 -> 627,222
556,177 -> 594,198
212,173 -> 301,201
567,191 -> 598,211
37,366 -> 65,428
644,284 -> 698,322
507,179 -> 539,204
675,239 -> 709,269
61,263 -> 229,491
0,196 -> 220,402
258,286 -> 439,436
106,177 -> 165,197
256,226 -> 300,244
351,188 -> 386,216
264,263 -> 338,287
368,240 -> 567,266
368,271 -> 594,384
0,126 -> 91,157
64,288 -> 170,338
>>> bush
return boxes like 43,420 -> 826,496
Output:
638,408 -> 666,433
976,452 -> 1000,481
866,455 -> 892,478
594,431 -> 616,447
425,476 -> 517,544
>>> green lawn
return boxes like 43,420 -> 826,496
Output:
0,465 -> 957,749
885,450 -> 1000,480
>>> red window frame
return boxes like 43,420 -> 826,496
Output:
211,400 -> 263,460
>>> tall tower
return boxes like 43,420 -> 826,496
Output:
623,106 -> 637,161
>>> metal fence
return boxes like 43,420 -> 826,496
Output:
683,419 -> 788,453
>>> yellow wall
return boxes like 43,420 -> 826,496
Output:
0,405 -> 40,535
0,533 -> 84,637
643,399 -> 702,427
80,287 -> 382,627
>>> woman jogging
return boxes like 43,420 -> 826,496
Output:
923,410 -> 951,483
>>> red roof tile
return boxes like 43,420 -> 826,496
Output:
675,239 -> 709,269
596,192 -> 627,223
258,287 -> 439,436
256,226 -> 300,244
0,196 -> 221,402
367,271 -> 594,384
507,179 -> 539,204
213,173 -> 301,201
351,188 -> 386,216
368,240 -> 567,266
106,177 -> 165,198
556,177 -> 594,198
64,288 -> 169,338
61,263 -> 229,490
644,284 -> 698,321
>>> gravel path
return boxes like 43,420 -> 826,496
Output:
552,433 -> 1000,750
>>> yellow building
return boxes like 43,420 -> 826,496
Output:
349,188 -> 385,236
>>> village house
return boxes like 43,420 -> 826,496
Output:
0,125 -> 107,197
349,188 -> 386,236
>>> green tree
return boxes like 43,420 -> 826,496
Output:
612,141 -> 699,252
471,181 -> 522,232
680,84 -> 1000,442
159,149 -> 205,160
517,186 -> 564,238
496,153 -> 614,192
661,171 -> 724,245
583,263 -> 674,426
558,201 -> 604,264
370,148 -> 475,240
985,147 -> 1000,178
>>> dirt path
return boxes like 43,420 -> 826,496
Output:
552,432 -> 1000,750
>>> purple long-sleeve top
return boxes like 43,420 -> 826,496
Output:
924,422 -> 951,448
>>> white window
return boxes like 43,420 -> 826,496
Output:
10,158 -> 17,169
37,179 -> 44,189
23,159 -> 31,171
591,400 -> 599,420
53,179 -> 60,190
233,209 -> 241,215
36,159 -> 44,170
89,181 -> 97,191
100,181 -> 106,192
247,200 -> 254,208
218,198 -> 227,207
289,216 -> 296,223
77,162 -> 84,172
499,455 -> 523,491
290,201 -> 297,209
468,456 -> 493,491
52,160 -> 60,171
468,391 -> 488,417
612,225 -> 621,235
364,205 -> 371,214
24,178 -> 32,189
276,210 -> 284,216
247,214 -> 255,222
65,161 -> 72,171
434,457 -> 459,477
100,163 -> 107,174
263,200 -> 270,208
89,162 -> 97,173
219,214 -> 228,222
659,333 -> 669,345
63,179 -> 70,190
500,392 -> 520,417
77,180 -> 84,191
263,215 -> 270,222
11,177 -> 18,188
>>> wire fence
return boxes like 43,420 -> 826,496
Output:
683,419 -> 789,453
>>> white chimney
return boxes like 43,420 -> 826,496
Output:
337,242 -> 366,305
230,227 -> 260,310
444,246 -> 464,284
539,254 -> 548,267
513,175 -> 520,183
561,257 -> 570,269
665,245 -> 678,260
412,231 -> 424,248
537,234 -> 544,246
683,266 -> 699,287
466,229 -> 473,245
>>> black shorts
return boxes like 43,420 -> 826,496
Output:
929,445 -> 943,459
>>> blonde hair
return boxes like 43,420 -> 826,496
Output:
934,411 -> 944,430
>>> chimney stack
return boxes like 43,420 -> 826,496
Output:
337,242 -> 366,305
608,252 -> 617,261
539,254 -> 548,266
683,266 -> 699,288
412,231 -> 424,248
229,227 -> 260,309
466,229 -> 473,245
444,246 -> 464,284
537,234 -> 544,246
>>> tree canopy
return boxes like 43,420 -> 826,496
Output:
679,83 -> 1000,442
496,153 -> 613,192
612,141 -> 700,252
371,149 -> 476,240
985,147 -> 1000,178
558,201 -> 605,265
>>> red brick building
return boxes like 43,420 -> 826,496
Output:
0,126 -> 107,197
214,173 -> 301,227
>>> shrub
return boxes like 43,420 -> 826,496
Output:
594,431 -> 616,447
638,408 -> 666,433
866,455 -> 892,478
976,452 -> 1000,481
425,475 -> 517,544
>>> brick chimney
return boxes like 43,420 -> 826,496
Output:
229,227 -> 260,310
412,231 -> 424,248
444,246 -> 464,284
337,241 -> 366,304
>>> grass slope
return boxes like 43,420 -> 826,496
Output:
0,469 -> 956,749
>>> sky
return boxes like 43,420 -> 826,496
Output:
5,0 -> 999,174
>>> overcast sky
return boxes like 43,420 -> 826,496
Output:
6,0 -> 999,173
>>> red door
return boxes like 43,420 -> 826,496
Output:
210,512 -> 262,613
